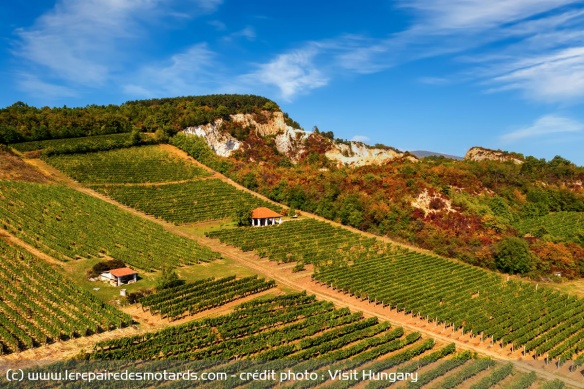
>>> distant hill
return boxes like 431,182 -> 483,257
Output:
409,150 -> 463,160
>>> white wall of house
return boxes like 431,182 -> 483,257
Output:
252,217 -> 283,227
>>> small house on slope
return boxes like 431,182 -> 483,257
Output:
101,267 -> 138,287
252,207 -> 282,227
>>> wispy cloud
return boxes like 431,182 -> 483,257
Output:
396,0 -> 576,31
123,43 -> 218,97
17,73 -> 78,99
487,47 -> 584,102
311,0 -> 584,102
208,20 -> 226,31
501,114 -> 584,143
351,135 -> 370,142
224,26 -> 256,42
242,46 -> 329,101
13,0 -> 223,91
418,77 -> 450,85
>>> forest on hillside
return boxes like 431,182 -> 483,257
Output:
0,95 -> 289,144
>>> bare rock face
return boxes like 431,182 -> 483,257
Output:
181,111 -> 411,166
411,189 -> 456,217
464,147 -> 523,164
184,120 -> 241,157
325,142 -> 413,167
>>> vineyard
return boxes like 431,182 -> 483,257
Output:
44,145 -> 211,183
0,240 -> 130,354
316,254 -> 584,363
208,220 -> 584,364
68,293 -> 563,389
10,133 -> 133,153
94,179 -> 278,224
207,219 -> 388,265
0,180 -> 220,269
93,292 -> 441,361
516,212 -> 584,243
140,275 -> 276,320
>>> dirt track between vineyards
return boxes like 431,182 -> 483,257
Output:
4,148 -> 584,387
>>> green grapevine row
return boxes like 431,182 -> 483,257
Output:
91,293 -> 428,363
207,219 -> 584,362
516,212 -> 584,243
10,133 -> 141,153
94,179 -> 276,224
45,145 -> 211,183
0,240 -> 130,355
140,275 -> 276,320
207,219 -> 388,265
0,180 -> 220,269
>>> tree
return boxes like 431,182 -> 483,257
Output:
234,201 -> 252,226
156,266 -> 183,290
288,206 -> 296,217
129,127 -> 142,145
494,237 -> 534,274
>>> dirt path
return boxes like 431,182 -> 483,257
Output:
86,175 -> 220,187
0,233 -> 64,267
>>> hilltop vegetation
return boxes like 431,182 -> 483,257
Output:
0,95 -> 280,144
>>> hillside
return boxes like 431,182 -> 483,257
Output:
0,134 -> 583,386
183,110 -> 411,167
2,95 -> 584,280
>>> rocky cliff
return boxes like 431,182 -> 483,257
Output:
183,111 -> 411,167
464,147 -> 524,164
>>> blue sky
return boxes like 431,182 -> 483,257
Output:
2,0 -> 584,165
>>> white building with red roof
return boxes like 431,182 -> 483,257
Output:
100,267 -> 138,287
252,207 -> 282,227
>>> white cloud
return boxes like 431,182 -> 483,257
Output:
397,0 -> 575,31
489,47 -> 584,101
224,26 -> 256,42
243,47 -> 328,101
208,20 -> 226,31
17,73 -> 78,98
418,77 -> 450,85
501,115 -> 584,143
13,0 -> 222,90
333,1 -> 584,102
351,135 -> 370,142
123,44 -> 218,97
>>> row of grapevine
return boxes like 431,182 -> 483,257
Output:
516,211 -> 584,243
207,219 -> 584,363
140,275 -> 276,320
2,291 -> 566,388
0,180 -> 220,269
207,219 -> 389,265
10,133 -> 138,153
94,179 -> 276,224
44,145 -> 211,183
91,293 -> 432,362
0,240 -> 130,354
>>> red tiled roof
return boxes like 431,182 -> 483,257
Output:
252,207 -> 282,219
108,267 -> 137,277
